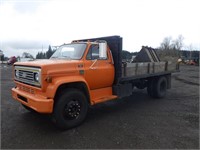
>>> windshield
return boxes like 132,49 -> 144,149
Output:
50,43 -> 86,60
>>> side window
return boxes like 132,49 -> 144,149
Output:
86,44 -> 99,60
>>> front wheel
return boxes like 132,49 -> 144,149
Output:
52,88 -> 88,130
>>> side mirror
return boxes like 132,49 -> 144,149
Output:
99,42 -> 107,59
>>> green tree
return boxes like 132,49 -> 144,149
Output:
122,50 -> 132,60
22,52 -> 34,59
0,54 -> 4,63
46,45 -> 53,59
36,52 -> 40,59
36,45 -> 55,59
43,52 -> 46,59
36,52 -> 46,59
36,52 -> 43,59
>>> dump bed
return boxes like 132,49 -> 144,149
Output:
121,45 -> 179,81
121,61 -> 178,82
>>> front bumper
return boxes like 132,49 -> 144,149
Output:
12,87 -> 54,113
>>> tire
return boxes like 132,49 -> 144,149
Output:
147,76 -> 167,98
52,88 -> 88,130
154,77 -> 167,98
147,78 -> 155,97
21,104 -> 35,112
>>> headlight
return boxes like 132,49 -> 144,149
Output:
34,73 -> 39,82
15,70 -> 19,77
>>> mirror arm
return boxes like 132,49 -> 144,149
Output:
89,59 -> 98,69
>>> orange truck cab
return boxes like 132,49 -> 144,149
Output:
12,36 -> 175,129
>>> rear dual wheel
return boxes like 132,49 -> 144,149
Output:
147,76 -> 167,98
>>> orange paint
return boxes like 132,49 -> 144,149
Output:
12,41 -> 117,113
12,87 -> 53,113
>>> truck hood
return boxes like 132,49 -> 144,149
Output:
14,59 -> 82,75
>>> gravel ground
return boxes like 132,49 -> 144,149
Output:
1,64 -> 199,149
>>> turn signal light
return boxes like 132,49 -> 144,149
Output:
46,76 -> 52,83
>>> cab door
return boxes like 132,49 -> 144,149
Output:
84,44 -> 114,90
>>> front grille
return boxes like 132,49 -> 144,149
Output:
18,70 -> 34,81
14,66 -> 41,87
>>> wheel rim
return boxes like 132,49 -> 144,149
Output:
63,100 -> 81,120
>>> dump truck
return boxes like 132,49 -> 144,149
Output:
12,36 -> 179,129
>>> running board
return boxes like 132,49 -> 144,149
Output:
90,87 -> 118,105
92,95 -> 118,104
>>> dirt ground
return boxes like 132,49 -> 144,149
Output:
1,64 -> 199,149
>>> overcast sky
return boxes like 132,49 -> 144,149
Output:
0,0 -> 200,57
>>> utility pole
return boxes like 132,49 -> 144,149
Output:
0,50 -> 3,63
189,44 -> 192,60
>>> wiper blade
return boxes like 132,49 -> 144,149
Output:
50,56 -> 60,59
61,56 -> 71,59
